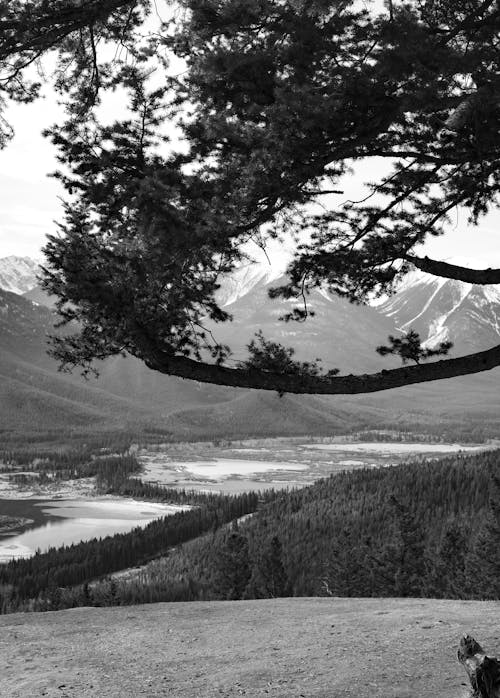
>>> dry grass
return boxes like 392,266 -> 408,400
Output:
1,597 -> 499,697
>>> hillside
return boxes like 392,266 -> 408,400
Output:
1,597 -> 497,697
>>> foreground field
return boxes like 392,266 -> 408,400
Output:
1,597 -> 498,697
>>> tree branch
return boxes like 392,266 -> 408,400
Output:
0,0 -> 136,62
140,339 -> 500,395
405,255 -> 500,284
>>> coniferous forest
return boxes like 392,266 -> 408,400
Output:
1,448 -> 499,612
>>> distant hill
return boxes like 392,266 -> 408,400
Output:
0,287 -> 391,438
0,288 -> 237,434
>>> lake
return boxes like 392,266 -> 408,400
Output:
0,498 -> 187,562
138,439 -> 493,493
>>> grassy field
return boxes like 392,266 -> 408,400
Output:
1,597 -> 498,697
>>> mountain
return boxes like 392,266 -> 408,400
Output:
0,287 -> 238,434
380,261 -> 500,355
0,256 -> 40,295
2,255 -> 500,440
0,259 -> 402,438
215,261 -> 284,307
208,274 -> 399,374
0,286 -> 391,438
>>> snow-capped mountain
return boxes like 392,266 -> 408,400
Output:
215,261 -> 285,307
0,255 -> 286,308
4,253 -> 500,364
380,259 -> 500,354
0,256 -> 40,295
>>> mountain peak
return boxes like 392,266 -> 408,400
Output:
380,261 -> 500,353
0,256 -> 40,295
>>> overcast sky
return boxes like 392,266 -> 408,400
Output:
1,94 -> 499,266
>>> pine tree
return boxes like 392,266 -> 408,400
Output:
213,525 -> 251,601
390,496 -> 427,597
80,582 -> 93,607
425,517 -> 468,598
247,536 -> 288,599
0,2 -> 495,396
465,476 -> 500,599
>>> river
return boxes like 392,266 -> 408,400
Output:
0,498 -> 187,562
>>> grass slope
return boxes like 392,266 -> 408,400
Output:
1,597 -> 498,697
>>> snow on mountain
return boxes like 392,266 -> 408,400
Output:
0,256 -> 40,295
0,254 -> 286,308
215,261 -> 285,307
6,252 -> 500,362
379,257 -> 500,353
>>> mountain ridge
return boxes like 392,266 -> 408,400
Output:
0,255 -> 40,295
381,267 -> 500,354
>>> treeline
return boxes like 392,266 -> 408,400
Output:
82,449 -> 500,607
0,489 -> 275,612
0,429 -> 140,452
1,416 -> 496,453
0,447 -> 142,496
0,439 -> 137,469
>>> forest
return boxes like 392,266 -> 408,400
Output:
110,449 -> 499,605
0,487 -> 274,611
1,448 -> 499,612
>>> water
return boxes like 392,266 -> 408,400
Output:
0,498 -> 187,561
178,459 -> 307,478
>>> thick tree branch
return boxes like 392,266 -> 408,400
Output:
405,255 -> 500,284
141,340 -> 500,395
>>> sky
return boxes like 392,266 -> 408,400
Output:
1,94 -> 499,267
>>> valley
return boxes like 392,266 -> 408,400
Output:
1,7 -> 499,695
0,435 -> 492,565
1,254 -> 500,616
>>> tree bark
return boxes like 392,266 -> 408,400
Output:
405,255 -> 500,285
458,635 -> 500,698
140,338 -> 500,395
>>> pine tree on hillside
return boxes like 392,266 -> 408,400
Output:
246,536 -> 288,599
213,525 -> 251,601
1,2 -> 496,396
320,528 -> 380,598
390,496 -> 427,597
425,517 -> 468,599
465,476 -> 500,599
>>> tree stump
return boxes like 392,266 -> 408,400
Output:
458,635 -> 500,698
